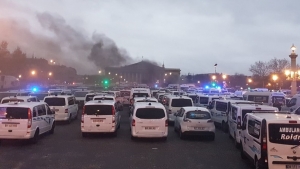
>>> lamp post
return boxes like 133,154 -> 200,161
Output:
214,64 -> 218,74
272,74 -> 278,90
289,44 -> 298,96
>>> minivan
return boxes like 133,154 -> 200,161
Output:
164,95 -> 193,122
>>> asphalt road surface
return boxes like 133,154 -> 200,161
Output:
0,109 -> 253,169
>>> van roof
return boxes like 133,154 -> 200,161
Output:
215,100 -> 254,104
85,100 -> 115,106
134,97 -> 158,102
0,102 -> 45,108
248,112 -> 300,121
232,104 -> 278,110
166,95 -> 192,100
134,102 -> 165,109
1,96 -> 37,100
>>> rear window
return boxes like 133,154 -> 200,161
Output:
136,100 -> 157,102
133,93 -> 149,98
269,123 -> 300,145
30,93 -> 48,101
135,108 -> 165,119
171,99 -> 193,107
199,97 -> 209,104
121,91 -> 130,97
74,92 -> 89,97
44,98 -> 66,106
186,111 -> 211,119
247,95 -> 269,103
85,105 -> 113,115
2,99 -> 24,104
272,96 -> 285,104
94,98 -> 114,101
86,95 -> 96,102
0,107 -> 29,119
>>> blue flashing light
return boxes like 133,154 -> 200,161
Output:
217,86 -> 221,89
212,83 -> 216,87
155,84 -> 158,88
32,87 -> 37,92
205,85 -> 209,89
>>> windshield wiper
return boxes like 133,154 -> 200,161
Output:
291,145 -> 300,149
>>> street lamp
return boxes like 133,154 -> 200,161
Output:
222,74 -> 227,80
98,70 -> 102,74
287,44 -> 298,95
272,74 -> 278,81
18,75 -> 22,78
165,73 -> 167,76
212,75 -> 216,80
197,81 -> 200,84
248,78 -> 252,83
31,70 -> 36,75
108,72 -> 111,75
115,73 -> 118,76
214,64 -> 218,74
49,72 -> 52,76
169,72 -> 172,75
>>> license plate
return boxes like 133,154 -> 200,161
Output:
286,165 -> 300,169
194,127 -> 205,130
145,127 -> 156,130
93,119 -> 103,122
5,124 -> 17,127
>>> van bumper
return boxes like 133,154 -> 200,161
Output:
182,131 -> 215,136
81,127 -> 116,133
0,130 -> 35,139
55,114 -> 70,121
131,130 -> 168,138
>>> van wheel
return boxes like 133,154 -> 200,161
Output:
49,123 -> 55,134
82,133 -> 88,137
254,157 -> 261,169
179,128 -> 185,139
68,115 -> 72,124
174,126 -> 177,132
31,129 -> 39,144
228,131 -> 233,139
240,143 -> 247,160
222,121 -> 228,133
131,135 -> 136,140
234,134 -> 240,149
209,134 -> 215,141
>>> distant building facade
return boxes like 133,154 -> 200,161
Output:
105,61 -> 181,85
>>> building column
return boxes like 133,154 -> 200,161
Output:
290,53 -> 298,96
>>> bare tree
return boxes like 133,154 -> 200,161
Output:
249,61 -> 270,87
0,41 -> 10,58
268,58 -> 290,73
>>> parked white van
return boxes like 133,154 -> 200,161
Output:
74,90 -> 91,107
228,103 -> 278,148
243,91 -> 286,106
44,95 -> 78,123
134,97 -> 158,103
164,95 -> 193,122
283,94 -> 300,112
93,95 -> 115,101
130,88 -> 151,100
240,112 -> 300,169
1,96 -> 38,104
130,102 -> 168,140
207,100 -> 254,132
195,94 -> 220,107
0,102 -> 55,144
81,100 -> 121,137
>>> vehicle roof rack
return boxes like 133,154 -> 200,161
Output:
234,102 -> 263,105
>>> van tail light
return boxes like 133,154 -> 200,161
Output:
207,119 -> 213,123
81,106 -> 85,123
289,120 -> 297,124
261,119 -> 268,164
112,106 -> 115,123
165,120 -> 168,127
27,108 -> 32,128
132,119 -> 135,126
65,109 -> 68,113
237,116 -> 241,129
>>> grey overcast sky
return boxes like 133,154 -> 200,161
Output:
1,0 -> 300,75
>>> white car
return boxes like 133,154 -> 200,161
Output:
130,102 -> 168,140
240,112 -> 300,169
0,102 -> 55,144
81,100 -> 121,137
44,95 -> 78,123
174,107 -> 215,140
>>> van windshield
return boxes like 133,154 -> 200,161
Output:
269,123 -> 300,145
74,92 -> 89,97
85,105 -> 113,115
135,108 -> 165,119
186,111 -> 211,119
86,95 -> 96,102
199,97 -> 209,104
272,96 -> 285,104
171,99 -> 193,107
44,98 -> 66,106
133,93 -> 149,98
121,91 -> 130,97
94,98 -> 114,101
0,107 -> 28,119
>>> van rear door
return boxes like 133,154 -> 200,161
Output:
44,97 -> 67,118
0,107 -> 29,137
267,122 -> 300,169
134,108 -> 166,134
83,105 -> 115,131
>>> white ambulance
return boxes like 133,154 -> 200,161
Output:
240,112 -> 300,169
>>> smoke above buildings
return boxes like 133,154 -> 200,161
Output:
0,11 -> 135,74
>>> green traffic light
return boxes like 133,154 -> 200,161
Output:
104,80 -> 108,84
212,83 -> 216,87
